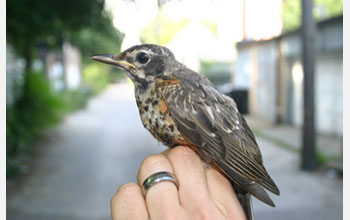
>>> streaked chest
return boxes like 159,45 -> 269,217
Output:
134,81 -> 186,147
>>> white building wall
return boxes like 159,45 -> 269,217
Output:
235,16 -> 343,136
63,42 -> 82,90
256,41 -> 278,123
315,53 -> 343,135
235,49 -> 254,89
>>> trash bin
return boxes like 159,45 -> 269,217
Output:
225,89 -> 249,114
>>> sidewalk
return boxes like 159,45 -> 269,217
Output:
246,116 -> 343,169
6,83 -> 343,220
246,116 -> 343,220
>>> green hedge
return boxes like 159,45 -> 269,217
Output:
6,72 -> 90,177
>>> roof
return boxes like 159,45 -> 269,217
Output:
236,14 -> 343,49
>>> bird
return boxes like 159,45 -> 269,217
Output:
91,44 -> 279,220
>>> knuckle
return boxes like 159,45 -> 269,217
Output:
170,146 -> 197,159
110,183 -> 144,218
138,154 -> 172,182
140,154 -> 170,170
142,153 -> 167,164
112,183 -> 140,204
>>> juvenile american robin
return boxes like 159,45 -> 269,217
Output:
92,44 -> 279,220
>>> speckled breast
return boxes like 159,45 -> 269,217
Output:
134,81 -> 187,148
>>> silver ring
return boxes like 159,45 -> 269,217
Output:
142,171 -> 179,197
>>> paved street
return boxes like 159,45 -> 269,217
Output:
7,83 -> 342,220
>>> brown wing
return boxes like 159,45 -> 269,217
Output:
162,70 -> 280,206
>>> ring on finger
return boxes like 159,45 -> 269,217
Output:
142,171 -> 179,197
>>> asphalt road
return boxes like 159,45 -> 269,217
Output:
7,83 -> 166,220
7,83 -> 342,220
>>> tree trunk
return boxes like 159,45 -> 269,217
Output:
24,47 -> 33,73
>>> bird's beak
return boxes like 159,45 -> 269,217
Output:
91,54 -> 137,73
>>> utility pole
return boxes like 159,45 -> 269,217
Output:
243,0 -> 247,39
301,0 -> 317,170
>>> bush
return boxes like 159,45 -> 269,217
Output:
83,62 -> 125,93
6,72 -> 66,177
83,63 -> 111,94
200,60 -> 232,86
61,87 -> 91,112
6,66 -> 120,178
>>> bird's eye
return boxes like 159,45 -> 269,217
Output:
136,52 -> 150,64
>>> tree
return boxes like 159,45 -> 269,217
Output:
7,0 -> 123,72
6,0 -> 124,177
282,0 -> 343,31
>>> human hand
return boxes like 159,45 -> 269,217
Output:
111,146 -> 246,220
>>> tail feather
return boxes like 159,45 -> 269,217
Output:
216,160 -> 276,207
232,181 -> 254,220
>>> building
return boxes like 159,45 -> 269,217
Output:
6,41 -> 82,106
234,15 -> 343,136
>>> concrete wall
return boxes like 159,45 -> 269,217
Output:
315,52 -> 343,135
235,16 -> 343,136
256,41 -> 279,123
235,41 -> 279,124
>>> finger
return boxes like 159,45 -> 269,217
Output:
165,146 -> 218,213
110,183 -> 148,220
161,148 -> 171,156
206,168 -> 246,219
137,154 -> 181,219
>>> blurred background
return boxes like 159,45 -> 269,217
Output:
6,0 -> 343,219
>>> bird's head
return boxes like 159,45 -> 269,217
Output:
91,44 -> 181,88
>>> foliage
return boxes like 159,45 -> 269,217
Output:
70,28 -> 124,64
313,0 -> 343,19
109,68 -> 127,83
61,89 -> 91,113
83,63 -> 112,94
82,62 -> 124,94
282,0 -> 343,31
6,0 -> 124,178
6,71 -> 93,178
201,20 -> 218,37
282,0 -> 302,31
200,60 -> 231,86
140,11 -> 189,45
6,0 -> 123,70
6,72 -> 66,177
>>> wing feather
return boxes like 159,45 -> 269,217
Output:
162,70 -> 279,205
